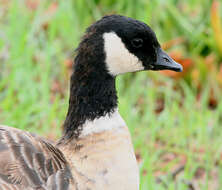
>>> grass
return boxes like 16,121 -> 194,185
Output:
118,75 -> 222,189
0,0 -> 222,189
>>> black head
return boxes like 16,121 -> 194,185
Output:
77,15 -> 183,76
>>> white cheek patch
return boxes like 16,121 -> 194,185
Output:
103,32 -> 144,76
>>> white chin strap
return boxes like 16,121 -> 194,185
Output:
103,32 -> 144,76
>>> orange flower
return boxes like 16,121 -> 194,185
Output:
211,1 -> 222,54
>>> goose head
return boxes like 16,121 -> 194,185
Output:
75,15 -> 182,77
63,15 -> 183,140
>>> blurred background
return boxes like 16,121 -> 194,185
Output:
0,0 -> 222,189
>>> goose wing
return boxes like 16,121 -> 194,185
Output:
0,125 -> 74,190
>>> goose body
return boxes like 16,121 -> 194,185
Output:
0,15 -> 182,190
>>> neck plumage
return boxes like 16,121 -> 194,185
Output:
59,41 -> 118,142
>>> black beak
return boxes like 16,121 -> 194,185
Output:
151,48 -> 183,72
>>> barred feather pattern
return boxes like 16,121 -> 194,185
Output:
0,126 -> 74,190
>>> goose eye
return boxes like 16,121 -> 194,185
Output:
131,38 -> 143,48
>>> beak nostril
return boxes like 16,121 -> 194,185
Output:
163,57 -> 170,63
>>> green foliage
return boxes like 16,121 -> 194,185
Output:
0,0 -> 222,189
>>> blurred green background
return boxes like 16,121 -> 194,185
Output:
0,0 -> 222,189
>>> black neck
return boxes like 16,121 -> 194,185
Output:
59,35 -> 118,142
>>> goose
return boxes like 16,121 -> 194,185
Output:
0,15 -> 182,190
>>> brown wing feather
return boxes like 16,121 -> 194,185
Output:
0,125 -> 74,190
